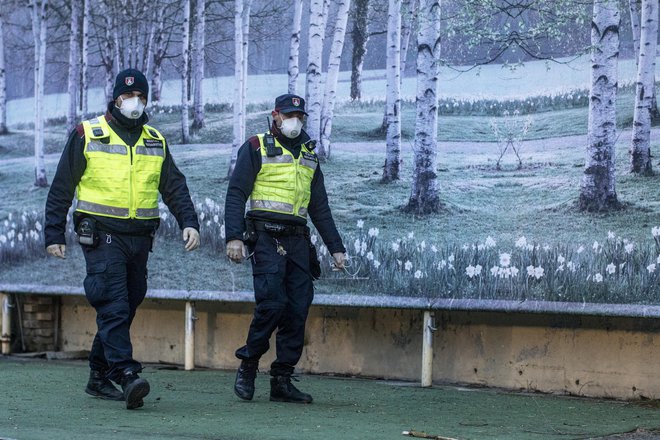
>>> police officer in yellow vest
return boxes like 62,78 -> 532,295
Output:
44,69 -> 200,410
225,94 -> 346,404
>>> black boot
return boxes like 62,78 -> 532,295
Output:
121,371 -> 150,410
85,370 -> 124,401
270,376 -> 313,404
234,360 -> 258,401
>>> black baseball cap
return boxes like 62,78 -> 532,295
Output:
274,94 -> 308,115
113,68 -> 149,101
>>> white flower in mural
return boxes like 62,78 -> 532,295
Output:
366,251 -> 374,261
360,241 -> 368,256
606,263 -> 616,275
526,265 -> 535,277
368,227 -> 379,237
357,220 -> 364,228
414,270 -> 423,279
466,265 -> 478,278
653,227 -> 660,237
625,243 -> 634,254
213,215 -> 219,223
608,231 -> 616,240
392,242 -> 400,252
475,264 -> 482,275
310,234 -> 318,245
0,235 -> 6,244
533,267 -> 544,279
515,236 -> 527,248
647,264 -> 656,274
490,266 -> 499,276
438,260 -> 447,270
404,260 -> 413,271
577,246 -> 584,254
448,254 -> 455,263
407,231 -> 414,239
557,255 -> 565,264
566,261 -> 577,272
420,241 -> 426,250
593,273 -> 603,283
199,212 -> 205,221
510,267 -> 519,277
431,245 -> 438,253
592,241 -> 599,251
220,225 -> 225,239
484,236 -> 496,248
373,260 -> 381,269
499,253 -> 511,267
35,221 -> 42,232
354,239 -> 361,254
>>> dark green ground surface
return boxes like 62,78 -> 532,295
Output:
0,357 -> 659,440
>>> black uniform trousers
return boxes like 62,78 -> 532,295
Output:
235,231 -> 314,377
82,232 -> 151,383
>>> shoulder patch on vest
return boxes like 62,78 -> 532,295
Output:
143,139 -> 164,148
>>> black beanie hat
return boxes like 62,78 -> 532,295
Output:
113,68 -> 149,101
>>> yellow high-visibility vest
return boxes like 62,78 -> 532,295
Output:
75,115 -> 165,220
250,133 -> 318,218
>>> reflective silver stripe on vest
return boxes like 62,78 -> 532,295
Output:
298,207 -> 308,217
299,158 -> 318,170
135,146 -> 165,157
250,199 -> 294,213
88,118 -> 99,125
136,207 -> 160,217
76,200 -> 129,217
262,155 -> 294,164
86,142 -> 127,155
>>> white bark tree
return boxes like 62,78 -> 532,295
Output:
382,0 -> 402,182
66,1 -> 81,132
579,0 -> 620,211
81,0 -> 89,114
31,0 -> 48,187
150,6 -> 168,103
229,0 -> 252,176
629,0 -> 658,121
400,0 -> 419,76
319,0 -> 352,159
405,0 -> 441,214
287,0 -> 303,94
305,0 -> 325,144
192,0 -> 206,131
181,0 -> 191,144
629,0 -> 658,175
0,12 -> 7,135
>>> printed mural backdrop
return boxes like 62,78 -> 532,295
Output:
0,0 -> 659,305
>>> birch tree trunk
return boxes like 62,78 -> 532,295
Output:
382,0 -> 402,183
319,0 -> 352,160
405,0 -> 441,214
629,0 -> 657,175
305,0 -> 325,144
579,0 -> 620,211
181,0 -> 191,144
629,0 -> 658,120
66,1 -> 80,133
288,0 -> 303,95
0,12 -> 7,135
81,0 -> 89,114
350,0 -> 370,101
192,0 -> 206,131
228,0 -> 250,177
400,0 -> 418,77
150,10 -> 166,103
31,0 -> 48,187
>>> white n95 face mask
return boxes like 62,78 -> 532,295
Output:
119,96 -> 145,119
280,117 -> 303,139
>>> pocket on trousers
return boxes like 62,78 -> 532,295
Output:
84,261 -> 108,308
252,264 -> 282,304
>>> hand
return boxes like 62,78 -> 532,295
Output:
226,239 -> 246,263
46,244 -> 66,259
332,252 -> 346,270
183,227 -> 200,251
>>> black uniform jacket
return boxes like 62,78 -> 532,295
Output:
224,123 -> 345,255
44,103 -> 199,248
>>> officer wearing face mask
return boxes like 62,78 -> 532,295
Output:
44,68 -> 200,410
224,94 -> 346,404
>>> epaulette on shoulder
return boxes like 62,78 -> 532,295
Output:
75,124 -> 84,137
248,136 -> 261,151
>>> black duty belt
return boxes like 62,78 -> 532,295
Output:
252,220 -> 308,237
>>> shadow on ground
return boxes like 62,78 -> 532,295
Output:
1,356 -> 659,440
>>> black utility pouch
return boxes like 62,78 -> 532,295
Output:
242,218 -> 258,246
76,217 -> 99,248
309,243 -> 322,280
